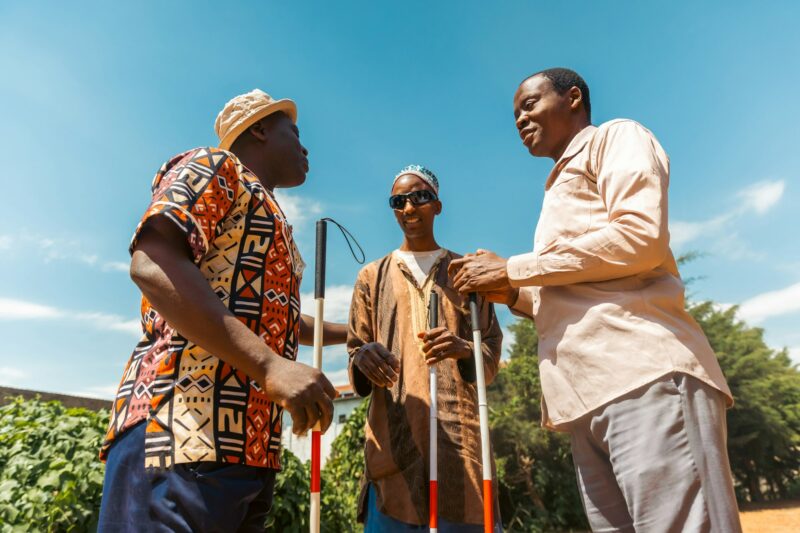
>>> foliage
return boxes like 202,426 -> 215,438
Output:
265,400 -> 367,531
321,400 -> 367,531
3,293 -> 799,531
265,448 -> 309,532
0,396 -> 109,532
488,320 -> 588,532
688,301 -> 800,502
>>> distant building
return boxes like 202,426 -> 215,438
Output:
281,383 -> 364,466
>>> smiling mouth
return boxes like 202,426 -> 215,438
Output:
403,217 -> 421,225
521,130 -> 535,145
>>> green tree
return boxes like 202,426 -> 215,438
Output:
488,320 -> 588,532
688,302 -> 800,502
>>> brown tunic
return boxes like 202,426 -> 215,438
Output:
347,250 -> 503,525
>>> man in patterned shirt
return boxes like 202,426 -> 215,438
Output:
97,89 -> 345,531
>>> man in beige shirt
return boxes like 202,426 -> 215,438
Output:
450,68 -> 741,532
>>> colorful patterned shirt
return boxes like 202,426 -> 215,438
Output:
100,147 -> 303,470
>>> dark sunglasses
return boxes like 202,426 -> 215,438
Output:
389,190 -> 438,210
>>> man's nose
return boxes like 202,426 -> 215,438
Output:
516,114 -> 528,131
301,144 -> 309,156
402,200 -> 416,214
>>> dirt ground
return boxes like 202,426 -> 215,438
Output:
740,500 -> 800,532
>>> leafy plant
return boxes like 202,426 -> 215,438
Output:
321,400 -> 367,531
0,396 -> 109,532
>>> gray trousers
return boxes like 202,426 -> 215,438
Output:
567,373 -> 742,533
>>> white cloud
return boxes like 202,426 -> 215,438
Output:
102,261 -> 130,273
669,215 -> 731,248
0,231 -> 130,274
789,346 -> 800,364
324,368 -> 350,387
0,366 -> 28,381
273,190 -> 323,226
670,179 -> 785,250
0,297 -> 141,336
738,180 -> 785,215
69,384 -> 119,400
300,285 -> 354,324
0,298 -> 61,319
737,281 -> 800,323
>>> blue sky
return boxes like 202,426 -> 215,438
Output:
1,1 -> 798,398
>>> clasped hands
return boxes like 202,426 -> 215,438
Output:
354,249 -> 514,388
353,327 -> 471,388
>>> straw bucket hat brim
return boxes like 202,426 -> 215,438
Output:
217,98 -> 297,151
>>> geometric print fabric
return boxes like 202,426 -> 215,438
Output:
100,147 -> 301,471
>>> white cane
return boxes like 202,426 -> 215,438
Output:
469,293 -> 494,533
310,220 -> 327,533
428,291 -> 439,532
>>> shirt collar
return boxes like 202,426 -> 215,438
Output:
545,125 -> 597,189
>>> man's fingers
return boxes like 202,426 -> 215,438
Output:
376,345 -> 401,374
419,327 -> 447,342
317,395 -> 334,433
319,374 -> 337,399
303,404 -> 320,434
361,354 -> 393,387
291,406 -> 309,435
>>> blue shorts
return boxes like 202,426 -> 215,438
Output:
364,483 -> 499,533
98,422 -> 276,532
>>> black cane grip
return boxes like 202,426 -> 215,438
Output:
428,292 -> 439,329
469,293 -> 480,332
315,220 -> 327,299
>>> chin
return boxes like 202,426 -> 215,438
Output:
284,173 -> 307,188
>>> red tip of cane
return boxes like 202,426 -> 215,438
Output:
311,431 -> 321,492
483,479 -> 493,533
429,480 -> 438,528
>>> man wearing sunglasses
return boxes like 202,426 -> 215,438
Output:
346,165 -> 503,532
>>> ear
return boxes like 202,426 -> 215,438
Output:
248,119 -> 270,143
568,86 -> 583,112
434,200 -> 442,215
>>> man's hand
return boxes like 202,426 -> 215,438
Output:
418,327 -> 471,365
448,249 -> 512,294
263,357 -> 337,435
481,286 -> 520,307
353,342 -> 400,388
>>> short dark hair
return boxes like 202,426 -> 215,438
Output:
526,68 -> 591,121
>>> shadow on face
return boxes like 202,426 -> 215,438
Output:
391,174 -> 442,241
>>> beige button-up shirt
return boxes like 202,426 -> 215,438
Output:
507,119 -> 732,429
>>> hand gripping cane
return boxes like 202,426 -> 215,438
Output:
469,293 -> 494,533
310,220 -> 326,533
428,292 -> 439,533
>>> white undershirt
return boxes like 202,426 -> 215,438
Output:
393,248 -> 445,286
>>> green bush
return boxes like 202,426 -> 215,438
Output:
265,447 -> 309,532
0,396 -> 109,532
321,400 -> 367,531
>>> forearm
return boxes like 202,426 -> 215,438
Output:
299,314 -> 348,346
507,216 -> 668,287
131,249 -> 279,385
